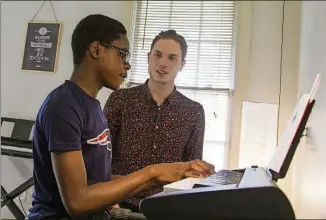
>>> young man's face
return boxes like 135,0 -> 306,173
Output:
99,35 -> 131,90
148,39 -> 185,86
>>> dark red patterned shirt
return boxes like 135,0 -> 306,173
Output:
103,80 -> 205,208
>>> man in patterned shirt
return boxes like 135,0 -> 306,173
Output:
103,30 -> 206,212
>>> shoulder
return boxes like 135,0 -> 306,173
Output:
108,85 -> 144,102
104,85 -> 144,116
38,87 -> 84,124
175,90 -> 204,112
112,85 -> 143,96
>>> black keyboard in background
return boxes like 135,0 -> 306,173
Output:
1,137 -> 33,159
193,170 -> 244,188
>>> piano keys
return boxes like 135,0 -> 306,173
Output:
1,137 -> 32,159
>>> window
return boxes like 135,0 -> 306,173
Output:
128,1 -> 236,169
239,102 -> 278,168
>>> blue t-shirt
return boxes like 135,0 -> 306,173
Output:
28,80 -> 112,220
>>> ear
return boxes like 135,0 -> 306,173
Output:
89,41 -> 101,59
180,59 -> 186,71
147,52 -> 150,64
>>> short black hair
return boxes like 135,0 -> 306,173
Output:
71,14 -> 127,66
150,30 -> 188,61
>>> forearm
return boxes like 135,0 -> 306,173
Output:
111,175 -> 153,197
111,175 -> 124,180
69,166 -> 156,216
128,180 -> 157,197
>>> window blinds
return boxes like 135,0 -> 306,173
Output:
129,1 -> 235,90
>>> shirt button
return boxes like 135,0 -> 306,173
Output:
155,125 -> 159,129
153,145 -> 157,149
158,108 -> 161,111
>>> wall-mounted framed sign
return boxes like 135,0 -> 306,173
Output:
22,22 -> 61,73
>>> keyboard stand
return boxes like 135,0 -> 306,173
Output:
1,177 -> 34,220
1,117 -> 35,220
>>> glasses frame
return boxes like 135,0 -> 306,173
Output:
100,43 -> 130,64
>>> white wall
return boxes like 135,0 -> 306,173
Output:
1,1 -> 133,120
1,1 -> 133,219
291,1 -> 326,218
232,1 -> 326,218
230,1 -> 300,171
229,0 -> 303,216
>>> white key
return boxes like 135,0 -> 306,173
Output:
1,145 -> 32,153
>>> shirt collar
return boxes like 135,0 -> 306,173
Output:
142,79 -> 179,104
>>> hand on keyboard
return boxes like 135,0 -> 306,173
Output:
184,160 -> 215,179
195,169 -> 244,186
150,159 -> 215,183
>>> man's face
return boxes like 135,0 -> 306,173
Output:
94,35 -> 131,90
148,39 -> 185,86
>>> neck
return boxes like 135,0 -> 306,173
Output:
70,64 -> 102,98
148,78 -> 175,105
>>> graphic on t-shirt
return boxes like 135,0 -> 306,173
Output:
87,128 -> 111,150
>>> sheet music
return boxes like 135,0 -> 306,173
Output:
1,121 -> 15,138
269,73 -> 321,173
268,94 -> 310,173
309,73 -> 321,101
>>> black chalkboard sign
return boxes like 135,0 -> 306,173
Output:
22,22 -> 61,73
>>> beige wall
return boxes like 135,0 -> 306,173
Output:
229,0 -> 302,215
231,1 -> 326,218
230,1 -> 300,167
292,1 -> 326,218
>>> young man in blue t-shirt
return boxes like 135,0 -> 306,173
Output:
28,14 -> 214,220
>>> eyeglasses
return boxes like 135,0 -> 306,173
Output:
101,43 -> 130,64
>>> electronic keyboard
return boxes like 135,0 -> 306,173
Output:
1,137 -> 33,159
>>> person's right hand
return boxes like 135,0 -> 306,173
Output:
149,159 -> 215,183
